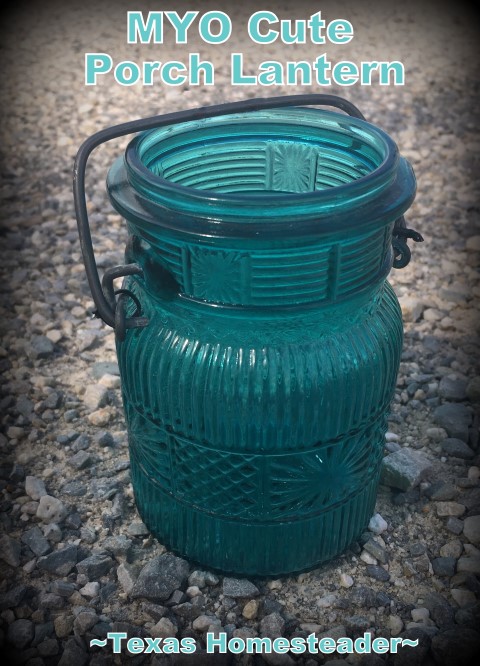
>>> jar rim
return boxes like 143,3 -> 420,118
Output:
108,107 -> 416,238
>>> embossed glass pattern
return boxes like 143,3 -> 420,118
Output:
107,107 -> 416,575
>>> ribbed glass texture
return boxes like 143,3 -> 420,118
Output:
107,107 -> 416,575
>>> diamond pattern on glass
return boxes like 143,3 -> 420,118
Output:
189,248 -> 249,304
128,408 -> 172,491
268,142 -> 316,193
173,436 -> 260,518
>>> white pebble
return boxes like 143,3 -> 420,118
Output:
193,615 -> 216,632
368,513 -> 388,535
151,617 -> 177,639
36,495 -> 67,523
360,550 -> 378,565
385,432 -> 400,442
468,466 -> 480,481
389,615 -> 403,636
25,476 -> 47,501
80,582 -> 100,598
411,608 -> 430,623
339,573 -> 354,588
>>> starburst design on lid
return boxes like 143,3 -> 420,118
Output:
189,248 -> 249,304
270,142 -> 316,193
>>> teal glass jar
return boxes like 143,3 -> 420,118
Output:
74,96 -> 418,576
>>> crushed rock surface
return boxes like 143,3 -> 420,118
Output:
0,0 -> 479,664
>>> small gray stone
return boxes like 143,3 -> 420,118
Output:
317,593 -> 337,608
414,554 -> 431,573
450,588 -> 476,608
350,586 -> 377,608
457,557 -> 480,575
90,478 -> 118,499
204,571 -> 219,586
440,540 -> 463,559
76,553 -> 113,580
126,520 -> 149,537
426,481 -> 458,501
463,515 -> 480,545
44,523 -> 63,543
68,451 -> 94,470
222,577 -> 260,598
263,652 -> 295,666
71,436 -> 90,453
188,570 -> 207,588
79,527 -> 96,544
37,545 -> 78,576
36,495 -> 67,523
441,438 -> 475,459
260,612 -> 285,638
28,336 -> 54,360
32,620 -> 54,646
61,480 -> 87,496
37,638 -> 59,657
436,501 -> 465,517
0,584 -> 27,611
58,637 -> 88,666
0,534 -> 21,567
431,627 -> 480,666
25,475 -> 47,500
92,361 -> 120,379
172,601 -> 202,621
73,611 -> 98,635
94,430 -> 115,447
318,625 -> 347,641
141,602 -> 167,621
409,542 -> 427,557
38,592 -> 65,610
363,539 -> 388,564
102,534 -> 131,558
438,376 -> 468,402
381,448 -> 433,490
455,602 -> 480,629
392,627 -> 431,666
131,553 -> 190,601
365,565 -> 390,582
466,377 -> 480,402
21,526 -> 51,556
16,395 -> 34,418
98,581 -> 117,603
166,589 -> 187,606
57,431 -> 80,446
51,581 -> 76,597
423,592 -> 455,628
7,618 -> 34,649
433,404 -> 473,442
151,617 -> 177,639
445,517 -> 464,535
431,557 -> 456,577
345,615 -> 371,634
193,614 -> 218,632
117,562 -> 138,595
43,391 -> 62,410
54,614 -> 75,638
65,512 -> 82,530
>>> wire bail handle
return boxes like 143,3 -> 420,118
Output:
73,94 -> 422,340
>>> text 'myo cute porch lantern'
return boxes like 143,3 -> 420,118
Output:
74,95 -> 422,576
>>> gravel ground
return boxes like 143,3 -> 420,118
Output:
0,0 -> 479,664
